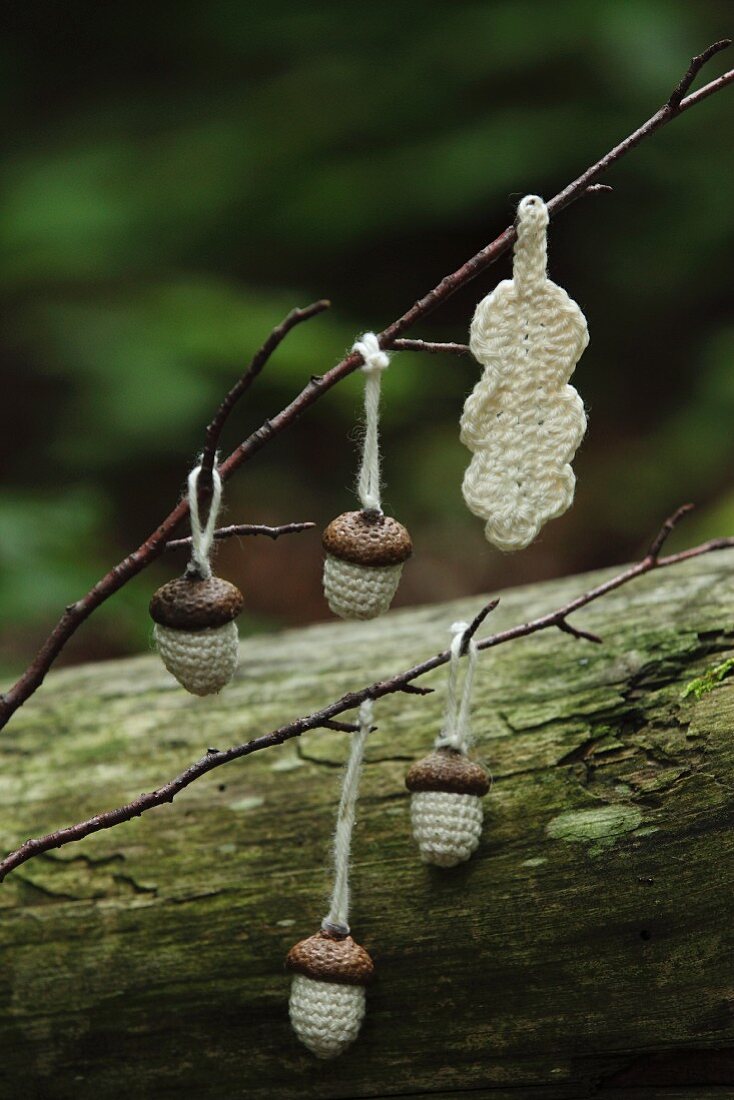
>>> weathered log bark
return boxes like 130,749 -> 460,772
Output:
1,551 -> 733,1099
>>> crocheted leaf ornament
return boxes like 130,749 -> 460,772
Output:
460,195 -> 588,551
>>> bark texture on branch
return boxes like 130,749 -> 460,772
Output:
1,552 -> 733,1099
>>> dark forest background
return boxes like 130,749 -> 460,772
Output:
1,0 -> 732,677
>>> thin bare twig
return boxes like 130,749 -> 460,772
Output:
667,39 -> 731,110
1,506 -> 731,881
545,44 -> 732,220
557,618 -> 603,645
459,598 -> 501,655
645,502 -> 695,561
198,300 -> 331,493
1,45 -> 732,732
321,719 -> 360,734
165,521 -> 315,551
392,339 -> 472,357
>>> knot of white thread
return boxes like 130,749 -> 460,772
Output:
513,194 -> 549,293
187,463 -> 223,580
354,331 -> 390,374
322,698 -> 373,937
435,622 -> 477,754
353,332 -> 389,513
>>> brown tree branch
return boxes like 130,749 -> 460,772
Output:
1,506 -> 731,882
165,521 -> 315,551
0,44 -> 732,731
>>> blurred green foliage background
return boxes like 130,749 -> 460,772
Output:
1,0 -> 733,677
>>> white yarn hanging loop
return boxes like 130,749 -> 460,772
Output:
353,332 -> 390,513
435,622 -> 478,755
187,463 -> 223,580
322,698 -> 373,937
512,194 -> 549,294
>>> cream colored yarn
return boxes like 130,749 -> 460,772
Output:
410,790 -> 484,868
323,557 -> 402,620
461,194 -> 589,551
187,462 -> 222,582
353,332 -> 390,513
154,620 -> 239,696
288,701 -> 373,1058
289,974 -> 366,1060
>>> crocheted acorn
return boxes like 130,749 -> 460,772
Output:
286,929 -> 375,1060
150,574 -> 244,696
405,747 -> 490,868
322,509 -> 412,620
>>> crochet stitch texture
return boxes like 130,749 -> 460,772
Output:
154,620 -> 239,696
289,975 -> 366,1060
410,790 -> 484,868
322,557 -> 403,620
461,194 -> 589,551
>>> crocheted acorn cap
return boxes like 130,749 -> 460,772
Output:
405,747 -> 489,796
150,576 -> 244,631
286,930 -> 375,986
322,511 -> 412,567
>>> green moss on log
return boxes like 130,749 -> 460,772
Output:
0,551 -> 732,1098
681,656 -> 734,700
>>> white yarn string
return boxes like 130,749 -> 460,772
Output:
353,332 -> 390,513
322,699 -> 372,936
187,463 -> 223,580
435,622 -> 478,755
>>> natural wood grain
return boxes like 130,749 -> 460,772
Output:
0,551 -> 733,1098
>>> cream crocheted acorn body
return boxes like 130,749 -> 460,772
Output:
153,620 -> 239,696
323,556 -> 403,620
289,973 -> 366,1059
409,789 -> 484,868
461,194 -> 588,551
